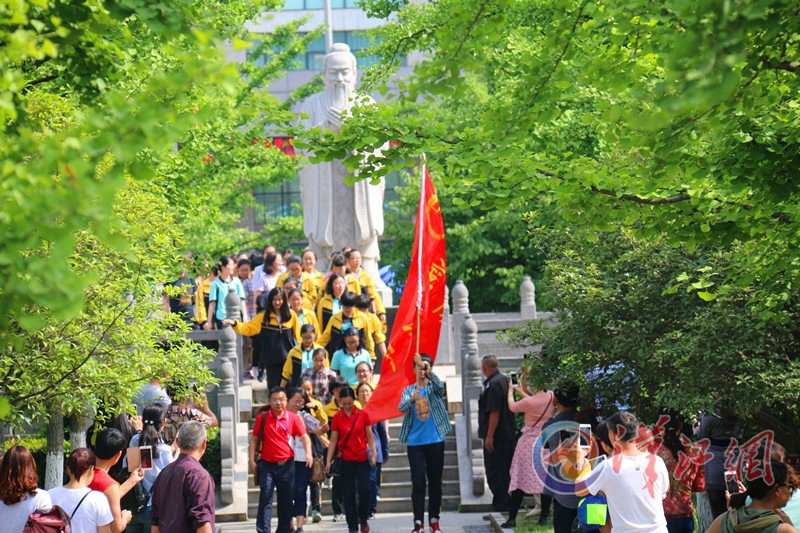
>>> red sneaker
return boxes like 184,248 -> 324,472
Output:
412,521 -> 424,533
430,519 -> 442,533
360,522 -> 370,533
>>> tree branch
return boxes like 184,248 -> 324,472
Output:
589,186 -> 691,205
763,59 -> 800,74
12,260 -> 144,405
531,0 -> 589,102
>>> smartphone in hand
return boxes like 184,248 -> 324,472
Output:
510,372 -> 518,385
724,470 -> 740,493
140,446 -> 153,470
579,424 -> 592,451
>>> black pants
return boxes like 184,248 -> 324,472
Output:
332,475 -> 344,515
265,364 -> 283,391
340,460 -> 371,532
256,460 -> 294,533
407,441 -> 445,523
484,440 -> 513,512
553,499 -> 577,533
508,489 -> 525,521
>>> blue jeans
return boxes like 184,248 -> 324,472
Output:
293,461 -> 311,517
667,517 -> 694,533
256,460 -> 295,533
369,463 -> 382,515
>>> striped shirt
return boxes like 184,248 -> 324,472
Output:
398,373 -> 451,444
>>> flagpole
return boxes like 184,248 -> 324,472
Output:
415,153 -> 426,358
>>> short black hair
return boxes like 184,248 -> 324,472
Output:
269,386 -> 287,398
343,327 -> 360,338
285,387 -> 303,400
300,323 -> 316,335
338,386 -> 356,400
287,255 -> 301,265
94,428 -> 127,460
331,254 -> 347,268
355,294 -> 371,310
605,411 -> 639,442
341,291 -> 358,307
237,258 -> 251,268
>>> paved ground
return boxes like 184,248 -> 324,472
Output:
219,512 -> 494,532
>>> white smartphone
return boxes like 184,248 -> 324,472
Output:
579,423 -> 592,451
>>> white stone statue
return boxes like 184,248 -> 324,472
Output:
296,43 -> 385,279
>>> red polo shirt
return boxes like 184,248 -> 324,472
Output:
252,409 -> 306,463
89,467 -> 116,492
332,407 -> 370,462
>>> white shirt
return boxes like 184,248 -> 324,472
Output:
127,435 -> 176,504
586,453 -> 669,533
292,411 -> 319,462
252,265 -> 280,295
48,487 -> 113,533
0,489 -> 52,533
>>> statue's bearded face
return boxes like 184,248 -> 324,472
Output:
325,53 -> 356,94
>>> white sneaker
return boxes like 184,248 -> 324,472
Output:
333,514 -> 344,522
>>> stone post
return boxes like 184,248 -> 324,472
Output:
214,285 -> 243,507
451,280 -> 469,374
436,285 -> 454,364
461,313 -> 485,495
45,406 -> 64,489
520,275 -> 537,319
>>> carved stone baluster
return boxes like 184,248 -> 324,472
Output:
451,280 -> 469,373
461,313 -> 485,495
520,275 -> 537,319
436,285 -> 454,364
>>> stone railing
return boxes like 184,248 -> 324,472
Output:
452,276 -> 550,509
186,285 -> 250,521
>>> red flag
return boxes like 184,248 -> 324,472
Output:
364,164 -> 446,422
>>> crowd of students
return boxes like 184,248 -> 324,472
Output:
477,355 -> 800,533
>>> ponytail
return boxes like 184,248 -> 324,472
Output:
139,405 -> 165,459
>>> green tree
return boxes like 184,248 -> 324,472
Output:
506,230 -> 800,445
307,0 -> 800,321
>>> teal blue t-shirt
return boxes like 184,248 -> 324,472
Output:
331,349 -> 371,386
210,277 -> 246,321
332,298 -> 341,315
300,346 -> 316,370
407,388 -> 444,446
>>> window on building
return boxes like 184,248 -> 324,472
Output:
254,179 -> 302,220
282,0 -> 360,9
298,31 -> 385,70
253,171 -> 403,225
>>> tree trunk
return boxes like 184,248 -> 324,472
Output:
45,406 -> 64,489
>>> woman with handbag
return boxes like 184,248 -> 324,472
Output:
500,370 -> 554,529
287,387 -> 328,533
325,387 -> 377,533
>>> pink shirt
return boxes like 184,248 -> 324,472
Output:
510,390 -> 554,429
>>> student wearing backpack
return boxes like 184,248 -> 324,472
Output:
90,428 -> 144,533
48,448 -> 113,533
0,446 -> 53,533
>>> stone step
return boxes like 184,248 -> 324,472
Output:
246,478 -> 460,506
380,464 -> 459,483
246,494 -> 460,517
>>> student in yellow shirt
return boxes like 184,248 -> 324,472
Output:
317,292 -> 378,360
302,249 -> 326,308
345,249 -> 386,321
277,255 -> 319,304
354,294 -> 387,370
287,288 -> 320,334
193,266 -> 217,326
316,274 -> 347,332
280,324 -> 324,387
224,287 -> 300,389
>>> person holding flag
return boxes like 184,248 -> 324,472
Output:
398,353 -> 451,533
